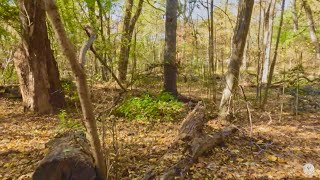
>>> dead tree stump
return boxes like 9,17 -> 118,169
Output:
33,131 -> 102,180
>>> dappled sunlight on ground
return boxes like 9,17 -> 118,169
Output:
0,85 -> 319,179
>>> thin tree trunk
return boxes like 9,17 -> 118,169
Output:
292,0 -> 299,32
301,0 -> 320,59
262,0 -> 286,108
44,0 -> 107,178
14,0 -> 64,114
86,0 -> 96,27
118,0 -> 144,82
131,29 -> 138,85
256,0 -> 263,103
261,0 -> 276,84
96,0 -> 108,81
164,0 -> 178,97
208,0 -> 214,77
219,0 -> 254,117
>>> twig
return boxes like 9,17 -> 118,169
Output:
239,85 -> 253,138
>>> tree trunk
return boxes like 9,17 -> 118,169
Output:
164,0 -> 178,97
86,0 -> 96,27
301,0 -> 320,59
262,0 -> 286,108
261,0 -> 276,84
219,0 -> 254,117
118,0 -> 144,82
208,0 -> 214,77
14,0 -> 64,114
292,0 -> 299,32
44,0 -> 107,178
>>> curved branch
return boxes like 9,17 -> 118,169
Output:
80,26 -> 97,67
146,0 -> 165,13
84,28 -> 127,92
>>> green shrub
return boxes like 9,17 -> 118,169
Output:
116,92 -> 184,122
61,79 -> 79,102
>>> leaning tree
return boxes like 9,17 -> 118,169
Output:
219,0 -> 254,117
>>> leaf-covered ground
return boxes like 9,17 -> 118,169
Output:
0,85 -> 319,179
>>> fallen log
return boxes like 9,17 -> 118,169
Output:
0,85 -> 21,99
178,102 -> 207,141
161,126 -> 237,179
143,102 -> 237,180
33,131 -> 102,180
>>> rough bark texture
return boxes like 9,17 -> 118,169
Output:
143,103 -> 237,179
261,0 -> 276,84
301,0 -> 320,59
219,0 -> 254,117
33,132 -> 101,180
118,0 -> 144,82
14,0 -> 64,114
164,0 -> 178,97
44,0 -> 107,178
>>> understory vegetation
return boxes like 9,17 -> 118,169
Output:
116,92 -> 185,122
0,0 -> 320,179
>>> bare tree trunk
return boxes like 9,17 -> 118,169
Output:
256,0 -> 263,103
208,0 -> 214,77
261,0 -> 276,84
14,0 -> 64,114
301,0 -> 320,59
243,36 -> 250,70
44,0 -> 106,178
262,0 -> 286,108
292,0 -> 299,32
118,0 -> 143,82
164,0 -> 178,97
219,0 -> 254,117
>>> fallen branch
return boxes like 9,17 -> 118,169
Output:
143,102 -> 237,179
273,75 -> 320,85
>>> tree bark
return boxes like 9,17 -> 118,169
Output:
143,103 -> 237,179
219,0 -> 254,117
44,0 -> 107,178
292,0 -> 299,32
261,0 -> 276,84
301,0 -> 320,59
14,0 -> 64,114
164,0 -> 178,97
262,0 -> 286,108
33,132 -> 101,180
118,0 -> 144,82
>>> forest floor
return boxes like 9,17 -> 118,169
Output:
0,81 -> 320,179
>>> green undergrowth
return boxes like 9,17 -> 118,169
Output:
61,79 -> 79,102
115,92 -> 185,122
58,110 -> 82,130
